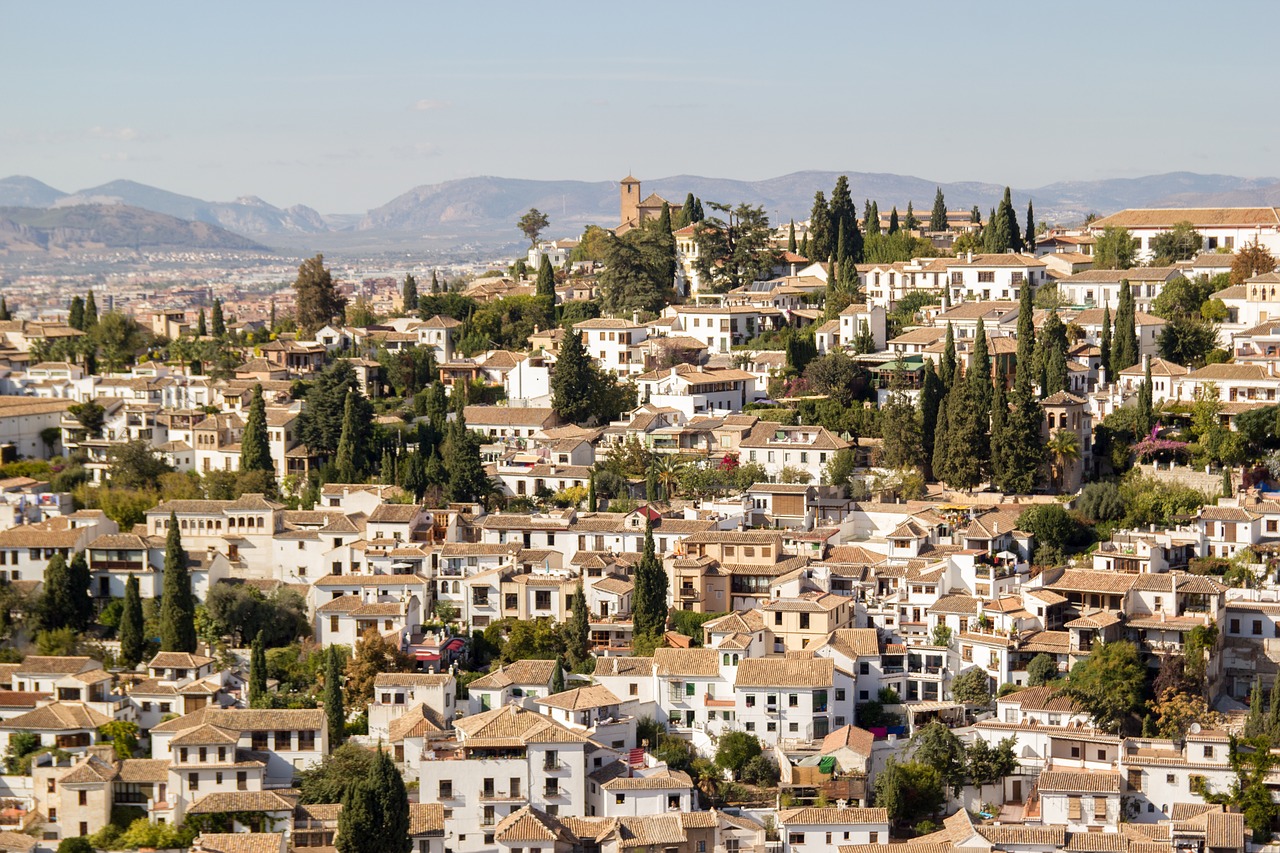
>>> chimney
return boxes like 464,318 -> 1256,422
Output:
967,251 -> 974,263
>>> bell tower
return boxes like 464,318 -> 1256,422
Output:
619,175 -> 640,228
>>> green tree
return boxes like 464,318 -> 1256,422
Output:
1099,304 -> 1112,379
564,582 -> 590,669
931,396 -> 952,485
118,574 -> 145,668
873,758 -> 945,825
293,254 -> 347,338
210,299 -> 226,337
632,523 -> 668,641
807,191 -> 831,262
160,513 -> 197,652
91,312 -> 147,372
597,224 -> 677,316
910,721 -> 966,793
828,176 -> 862,262
68,296 -> 85,331
1245,681 -> 1266,738
965,737 -> 1018,787
517,208 -> 550,245
535,254 -> 556,300
1094,227 -> 1140,270
442,406 -> 491,504
551,657 -> 566,694
692,203 -> 778,292
299,742 -> 372,803
551,325 -> 603,424
1027,653 -> 1058,686
98,720 -> 139,759
1018,503 -> 1078,564
83,291 -> 98,330
338,748 -> 411,853
919,364 -> 944,480
1024,200 -> 1036,253
196,308 -> 207,337
940,323 -> 956,393
787,219 -> 797,253
1158,316 -> 1219,367
402,273 -> 418,313
943,363 -> 985,490
1111,280 -> 1139,372
250,631 -> 268,703
880,390 -> 923,470
1061,639 -> 1145,734
41,550 -> 93,634
714,731 -> 762,779
904,201 -> 919,232
864,199 -> 880,237
888,206 -> 899,234
588,472 -> 598,512
334,389 -> 367,484
1150,221 -> 1204,264
240,384 -> 273,479
929,187 -> 947,232
1230,240 -> 1277,285
324,646 -> 345,747
951,668 -> 993,708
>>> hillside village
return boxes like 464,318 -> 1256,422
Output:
1,176 -> 1280,853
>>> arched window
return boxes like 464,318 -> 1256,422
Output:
452,581 -> 460,594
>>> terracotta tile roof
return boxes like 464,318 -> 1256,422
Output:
1207,811 -> 1245,849
1000,685 -> 1079,713
0,832 -> 36,852
388,703 -> 445,741
467,659 -> 557,690
409,802 -> 445,836
1036,769 -> 1122,793
193,834 -> 284,853
170,724 -> 242,746
601,769 -> 694,791
654,648 -> 721,678
116,758 -> 171,783
1089,207 -> 1280,229
57,755 -> 118,784
0,701 -> 111,731
535,685 -> 621,711
821,724 -> 874,756
463,406 -> 558,427
615,814 -> 687,848
15,655 -> 100,676
593,657 -> 654,678
929,594 -> 979,615
149,651 -> 214,669
494,806 -> 576,843
1018,630 -> 1070,654
819,628 -> 882,658
1129,572 -> 1227,594
1048,570 -> 1139,595
704,611 -> 767,634
452,705 -> 588,746
777,807 -> 890,826
0,516 -> 87,548
977,826 -> 1067,846
186,790 -> 297,814
735,657 -> 834,689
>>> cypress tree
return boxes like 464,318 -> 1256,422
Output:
985,201 -> 1010,254
83,292 -> 98,330
656,201 -> 677,283
864,200 -> 880,237
692,198 -> 704,222
829,176 -> 863,262
370,749 -> 411,853
160,512 -> 197,652
430,270 -> 440,294
680,193 -> 696,229
1001,187 -> 1021,252
211,299 -> 226,337
250,631 -> 268,702
1024,200 -> 1036,253
1099,304 -> 1113,381
0,297 -> 10,321
1015,274 -> 1036,386
551,324 -> 600,424
240,384 -> 273,476
787,220 -> 797,254
632,523 -> 667,640
920,364 -> 944,481
1112,281 -> 1139,372
888,206 -> 899,234
989,376 -> 1008,487
970,206 -> 982,225
402,273 -> 418,312
588,472 -> 598,512
940,324 -> 957,393
931,392 -> 952,484
269,301 -> 276,332
1246,681 -> 1265,738
799,233 -> 810,259
551,657 -> 566,693
38,553 -> 70,633
379,449 -> 396,485
69,296 -> 86,330
904,201 -> 919,232
442,407 -> 488,504
119,575 -> 144,668
1138,359 -> 1154,434
1268,677 -> 1280,741
334,389 -> 363,484
646,468 -> 659,503
944,361 -> 984,490
1045,346 -> 1068,397
196,309 -> 207,337
835,221 -> 848,269
998,381 -> 1046,493
66,550 -> 93,633
565,583 -> 589,668
324,646 -> 345,747
535,253 -> 555,297
808,191 -> 831,262
930,187 -> 947,232
969,318 -> 992,471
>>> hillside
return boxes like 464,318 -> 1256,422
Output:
0,205 -> 271,254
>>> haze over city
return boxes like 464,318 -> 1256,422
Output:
5,1 -> 1277,214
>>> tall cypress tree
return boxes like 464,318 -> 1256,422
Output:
334,389 -> 364,484
83,292 -> 98,330
402,273 -> 418,313
370,749 -> 411,853
39,553 -> 76,633
1112,281 -> 1139,372
535,254 -> 556,306
1024,200 -> 1036,253
989,376 -> 1009,487
1138,359 -> 1155,434
944,361 -> 984,490
551,657 -> 566,693
904,201 -> 919,232
969,318 -> 992,471
864,200 -> 880,237
931,394 -> 952,485
1015,275 -> 1036,385
66,551 -> 93,632
787,220 -> 797,254
240,384 -> 273,476
211,299 -> 226,337
565,582 -> 590,668
970,206 -> 982,225
160,513 -> 197,652
324,646 -> 346,747
985,201 -> 1011,254
940,324 -> 957,394
679,193 -> 697,229
587,472 -> 598,512
551,325 -> 600,424
69,296 -> 86,331
888,207 -> 900,234
119,575 -> 144,668
920,364 -> 944,481
632,523 -> 667,640
808,191 -> 831,262
930,187 -> 947,232
196,309 -> 207,337
1099,304 -> 1113,381
829,176 -> 862,262
250,631 -> 268,702
1001,187 -> 1022,253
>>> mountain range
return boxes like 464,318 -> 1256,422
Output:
3,171 -> 1280,254
0,204 -> 268,254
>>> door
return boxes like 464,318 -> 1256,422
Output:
1010,780 -> 1022,803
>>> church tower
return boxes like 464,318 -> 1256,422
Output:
619,175 -> 640,229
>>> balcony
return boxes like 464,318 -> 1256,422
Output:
480,790 -> 525,802
543,786 -> 569,799
679,588 -> 699,600
543,759 -> 565,772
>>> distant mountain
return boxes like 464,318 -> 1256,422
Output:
360,171 -> 1280,241
0,205 -> 270,254
0,176 -> 68,208
52,180 -> 328,236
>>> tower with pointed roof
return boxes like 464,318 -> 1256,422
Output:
620,175 -> 641,232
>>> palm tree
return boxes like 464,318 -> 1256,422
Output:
1047,428 -> 1081,493
655,456 -> 681,501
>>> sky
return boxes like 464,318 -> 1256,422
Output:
3,1 -> 1276,214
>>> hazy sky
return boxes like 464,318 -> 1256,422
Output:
5,1 -> 1275,213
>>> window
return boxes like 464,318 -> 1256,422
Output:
188,773 -> 199,792
78,790 -> 87,806
298,730 -> 316,751
274,730 -> 291,750
789,834 -> 804,846
978,271 -> 995,283
1254,620 -> 1263,636
439,781 -> 453,799
615,794 -> 625,805
1068,798 -> 1081,820
686,682 -> 695,697
535,590 -> 551,610
789,694 -> 799,707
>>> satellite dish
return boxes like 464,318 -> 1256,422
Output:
1189,722 -> 1202,734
